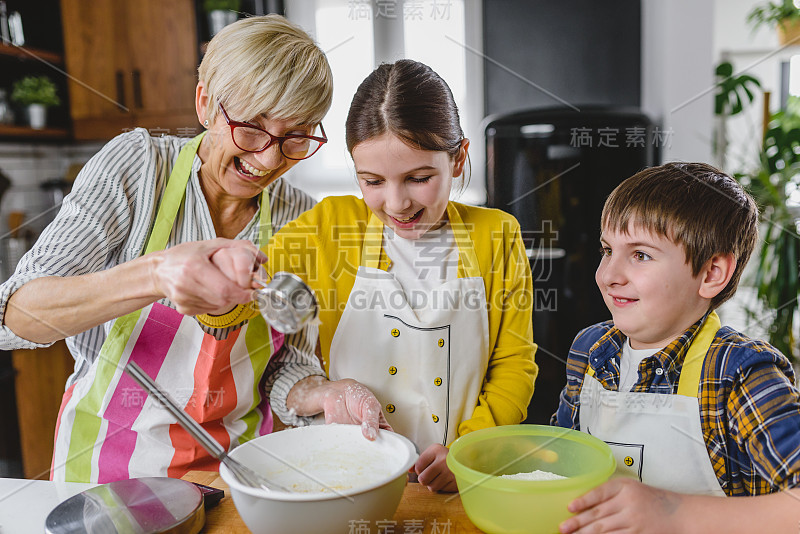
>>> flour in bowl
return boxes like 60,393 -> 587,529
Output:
500,469 -> 567,481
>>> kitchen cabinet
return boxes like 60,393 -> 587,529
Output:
12,341 -> 74,480
0,42 -> 70,141
60,0 -> 201,141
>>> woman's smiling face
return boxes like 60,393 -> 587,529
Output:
200,110 -> 313,201
195,82 -> 318,202
352,133 -> 468,240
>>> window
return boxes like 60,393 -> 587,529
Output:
285,0 -> 485,205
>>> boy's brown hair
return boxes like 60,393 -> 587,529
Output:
601,162 -> 759,309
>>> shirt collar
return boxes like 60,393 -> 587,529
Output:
588,311 -> 712,377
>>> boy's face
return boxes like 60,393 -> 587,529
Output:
595,223 -> 711,349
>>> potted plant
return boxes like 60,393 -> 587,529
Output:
747,0 -> 800,45
737,98 -> 800,362
204,0 -> 240,38
10,75 -> 60,130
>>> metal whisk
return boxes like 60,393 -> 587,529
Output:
124,361 -> 291,493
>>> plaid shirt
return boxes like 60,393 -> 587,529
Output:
552,314 -> 800,496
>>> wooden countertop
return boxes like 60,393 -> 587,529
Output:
181,471 -> 482,533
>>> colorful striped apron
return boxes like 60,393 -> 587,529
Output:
51,133 -> 281,483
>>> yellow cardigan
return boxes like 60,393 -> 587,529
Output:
264,196 -> 538,438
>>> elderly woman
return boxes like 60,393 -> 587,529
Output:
0,15 -> 375,483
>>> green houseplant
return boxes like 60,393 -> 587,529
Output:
713,61 -> 762,168
10,75 -> 60,130
204,0 -> 240,37
737,98 -> 800,361
747,0 -> 800,44
203,0 -> 241,11
715,62 -> 761,117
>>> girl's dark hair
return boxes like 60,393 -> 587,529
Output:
346,59 -> 465,162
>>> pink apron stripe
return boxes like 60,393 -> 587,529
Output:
252,329 -> 281,436
119,479 -> 175,528
258,401 -> 274,436
271,330 -> 284,355
96,423 -> 137,484
256,328 -> 282,436
97,304 -> 183,482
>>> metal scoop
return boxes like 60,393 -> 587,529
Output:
252,269 -> 319,334
124,361 -> 290,493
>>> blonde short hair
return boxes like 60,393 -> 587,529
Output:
198,14 -> 333,126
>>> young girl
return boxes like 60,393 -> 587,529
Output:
264,59 -> 538,492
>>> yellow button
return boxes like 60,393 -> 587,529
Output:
391,328 -> 400,338
388,366 -> 397,375
386,404 -> 396,413
434,377 -> 442,386
437,338 -> 445,347
431,414 -> 439,423
624,456 -> 634,467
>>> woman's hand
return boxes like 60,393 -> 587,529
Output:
559,478 -> 686,533
209,242 -> 267,290
415,443 -> 457,493
149,238 -> 265,316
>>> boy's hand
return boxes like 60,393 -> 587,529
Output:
414,444 -> 458,493
559,478 -> 685,533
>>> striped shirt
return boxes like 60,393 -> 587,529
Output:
552,314 -> 800,495
0,128 -> 325,418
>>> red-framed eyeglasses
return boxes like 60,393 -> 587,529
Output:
218,103 -> 327,161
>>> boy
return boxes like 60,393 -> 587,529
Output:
554,162 -> 800,533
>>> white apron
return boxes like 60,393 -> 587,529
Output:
579,312 -> 726,496
51,133 -> 281,483
329,205 -> 490,450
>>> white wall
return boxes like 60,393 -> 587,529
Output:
284,0 -> 485,204
641,0 -> 715,164
713,0 -> 788,175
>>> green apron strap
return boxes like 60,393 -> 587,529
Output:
145,132 -> 271,250
144,132 -> 205,255
257,186 -> 272,245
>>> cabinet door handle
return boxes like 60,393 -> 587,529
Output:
132,69 -> 143,109
115,71 -> 126,112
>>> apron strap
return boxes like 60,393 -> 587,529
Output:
361,211 -> 384,269
144,131 -> 272,253
144,132 -> 205,255
676,311 -> 720,397
585,311 -> 721,397
359,202 -> 481,278
258,184 -> 273,245
446,203 -> 481,279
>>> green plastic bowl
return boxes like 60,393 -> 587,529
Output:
447,425 -> 615,534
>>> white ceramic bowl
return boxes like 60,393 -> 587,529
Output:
220,424 -> 418,534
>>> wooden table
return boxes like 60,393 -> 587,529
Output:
181,471 -> 482,533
